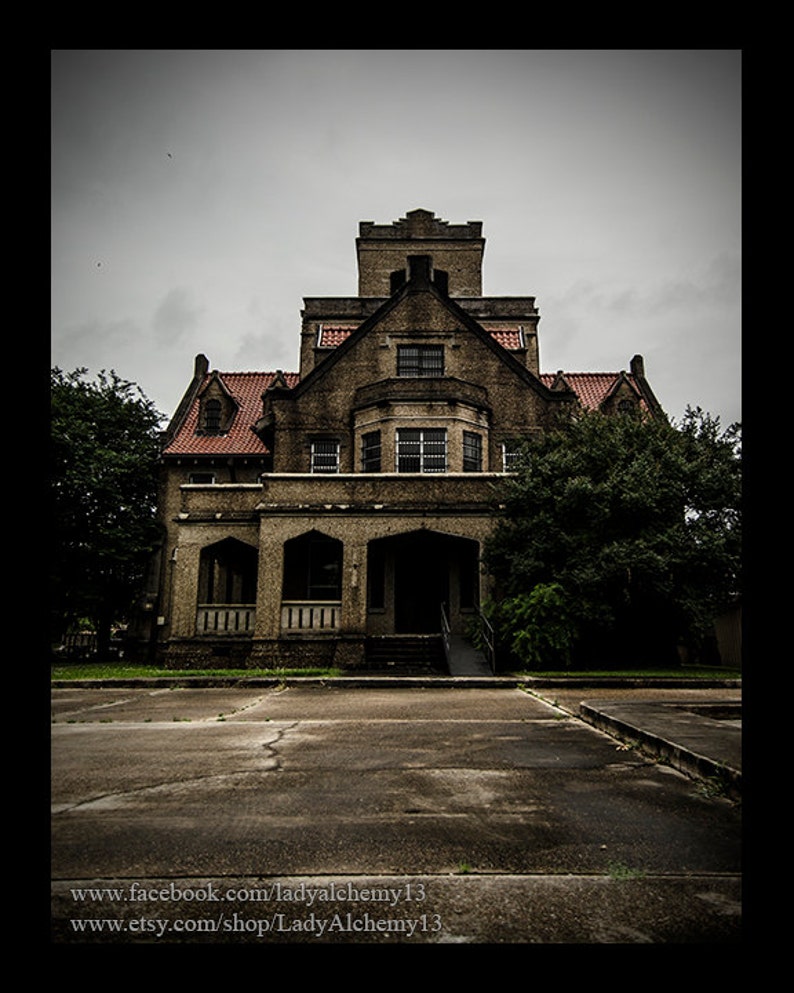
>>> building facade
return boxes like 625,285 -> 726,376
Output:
146,209 -> 663,670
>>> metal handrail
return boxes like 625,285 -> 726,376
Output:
477,607 -> 496,675
440,602 -> 451,668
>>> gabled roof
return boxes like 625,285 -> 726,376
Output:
163,368 -> 650,458
163,371 -> 299,457
540,372 -> 645,411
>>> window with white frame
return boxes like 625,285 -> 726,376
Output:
310,439 -> 340,473
396,428 -> 447,473
396,345 -> 444,377
502,442 -> 522,472
462,431 -> 483,472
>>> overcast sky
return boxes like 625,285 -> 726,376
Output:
51,49 -> 741,430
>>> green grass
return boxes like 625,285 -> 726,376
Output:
51,663 -> 740,682
51,664 -> 343,680
508,667 -> 739,679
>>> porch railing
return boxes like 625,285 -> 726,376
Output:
281,601 -> 341,633
196,605 -> 255,635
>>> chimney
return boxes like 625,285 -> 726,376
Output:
630,355 -> 645,379
407,255 -> 432,288
194,353 -> 210,378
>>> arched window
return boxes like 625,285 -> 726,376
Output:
282,531 -> 343,601
198,538 -> 258,604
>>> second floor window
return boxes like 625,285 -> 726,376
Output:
361,431 -> 382,472
397,345 -> 444,377
502,442 -> 521,472
463,431 -> 483,472
396,428 -> 447,473
311,439 -> 340,473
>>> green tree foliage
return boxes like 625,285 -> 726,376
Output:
483,407 -> 741,668
51,368 -> 165,655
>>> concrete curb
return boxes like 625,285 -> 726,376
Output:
51,675 -> 740,690
578,701 -> 742,798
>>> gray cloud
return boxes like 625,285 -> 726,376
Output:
152,288 -> 204,345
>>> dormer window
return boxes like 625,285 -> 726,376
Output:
203,399 -> 222,433
397,345 -> 444,377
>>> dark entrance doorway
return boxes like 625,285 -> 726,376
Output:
368,530 -> 479,635
394,532 -> 449,633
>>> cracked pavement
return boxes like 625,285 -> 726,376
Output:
51,684 -> 741,944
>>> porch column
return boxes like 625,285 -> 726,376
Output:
254,524 -> 284,639
169,538 -> 201,638
340,536 -> 368,636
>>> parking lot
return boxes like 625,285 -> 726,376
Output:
51,683 -> 741,944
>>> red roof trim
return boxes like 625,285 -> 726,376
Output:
316,325 -> 525,350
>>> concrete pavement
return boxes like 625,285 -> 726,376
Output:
50,678 -> 741,944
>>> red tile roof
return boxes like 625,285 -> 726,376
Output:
163,371 -> 299,457
163,369 -> 644,458
318,326 -> 358,347
317,325 -> 525,349
540,372 -> 643,410
485,329 -> 524,349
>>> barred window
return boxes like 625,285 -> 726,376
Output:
310,439 -> 340,473
396,345 -> 444,377
502,442 -> 521,472
204,399 -> 222,433
463,431 -> 483,472
396,428 -> 447,473
361,431 -> 382,473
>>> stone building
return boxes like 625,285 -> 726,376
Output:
147,209 -> 664,671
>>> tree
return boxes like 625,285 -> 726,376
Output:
51,368 -> 165,657
483,407 -> 741,668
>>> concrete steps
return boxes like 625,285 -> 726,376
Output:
364,635 -> 446,674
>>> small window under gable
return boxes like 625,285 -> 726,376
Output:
203,399 -> 222,433
397,345 -> 444,378
196,372 -> 238,436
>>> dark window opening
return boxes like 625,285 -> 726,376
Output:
463,431 -> 483,472
198,539 -> 258,604
397,345 -> 444,378
459,544 -> 480,610
361,431 -> 382,473
282,532 -> 343,601
189,472 -> 216,484
204,399 -> 222,433
433,269 -> 449,295
396,428 -> 447,473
